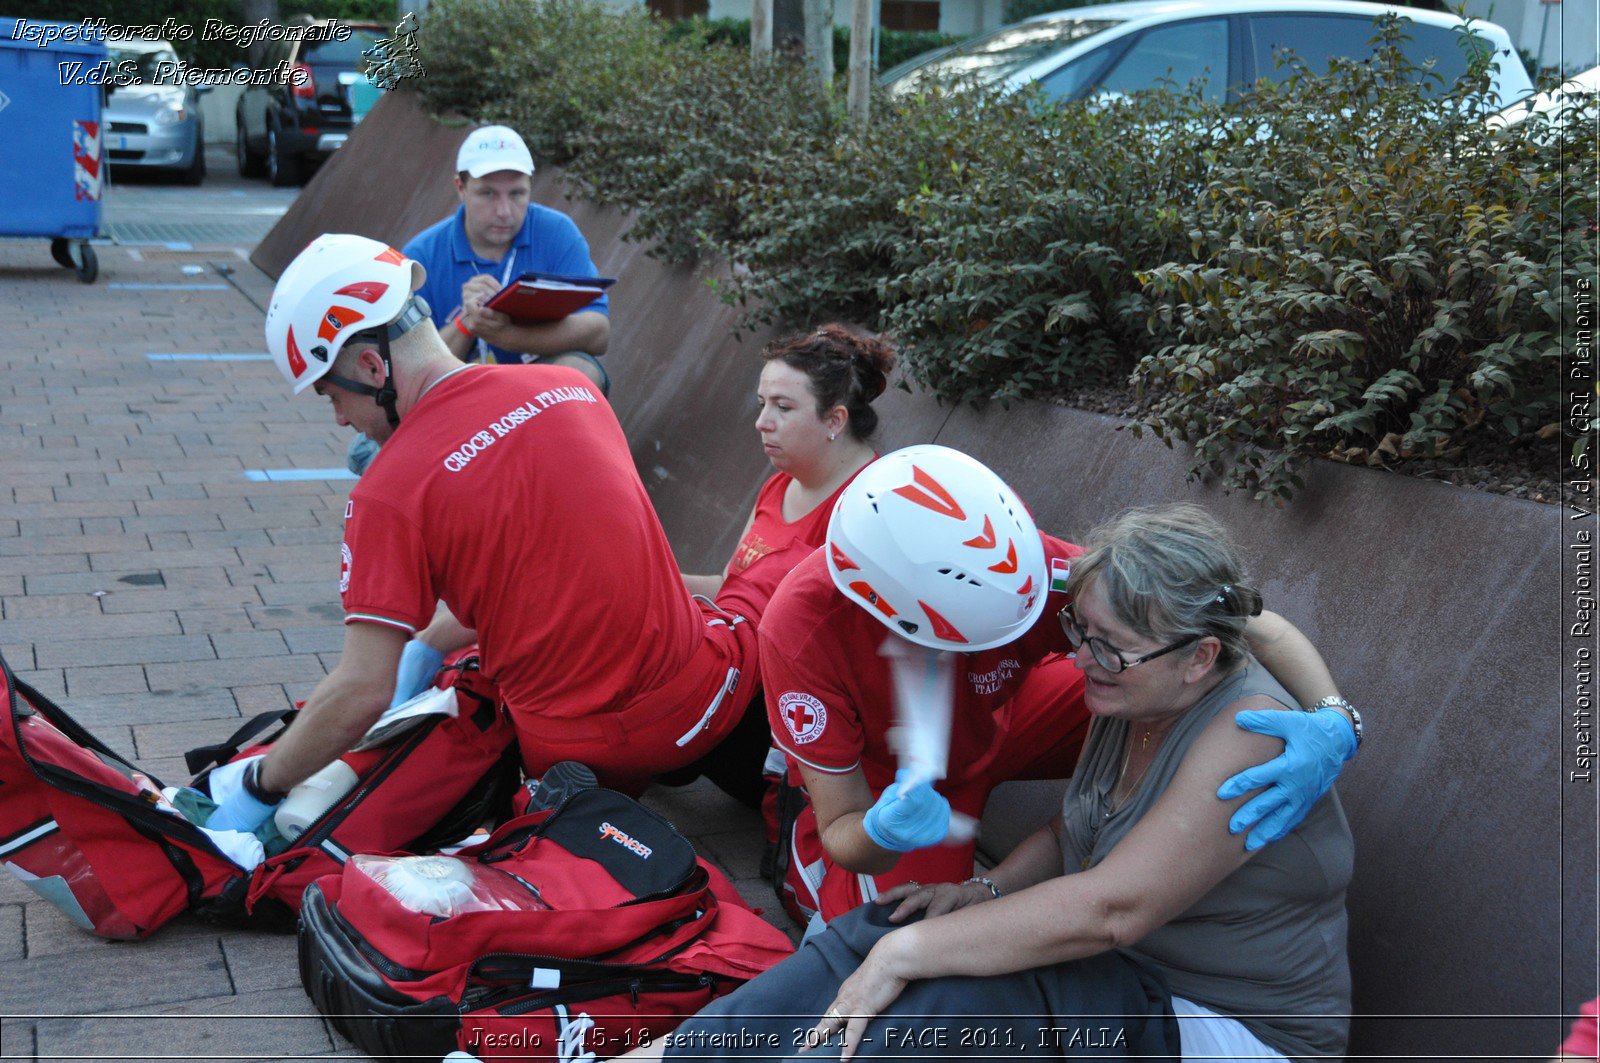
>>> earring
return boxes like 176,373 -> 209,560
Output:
828,432 -> 837,441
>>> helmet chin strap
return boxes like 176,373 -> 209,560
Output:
322,295 -> 429,430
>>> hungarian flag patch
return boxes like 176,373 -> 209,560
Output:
1049,557 -> 1072,594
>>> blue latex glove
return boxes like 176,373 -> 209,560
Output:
205,755 -> 279,834
392,639 -> 446,708
862,769 -> 951,853
1217,708 -> 1357,851
346,432 -> 381,476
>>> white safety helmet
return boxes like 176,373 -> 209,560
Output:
265,234 -> 427,395
825,445 -> 1049,653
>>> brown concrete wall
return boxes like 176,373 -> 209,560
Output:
253,89 -> 1590,1062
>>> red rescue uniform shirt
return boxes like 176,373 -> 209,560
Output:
341,365 -> 705,724
760,534 -> 1086,793
727,468 -> 866,575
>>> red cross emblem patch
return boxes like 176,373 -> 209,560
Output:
778,691 -> 827,745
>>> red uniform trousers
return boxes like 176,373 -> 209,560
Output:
513,550 -> 792,796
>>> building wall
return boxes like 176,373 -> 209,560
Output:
1462,0 -> 1597,74
938,0 -> 1004,36
683,0 -> 1005,34
197,83 -> 245,144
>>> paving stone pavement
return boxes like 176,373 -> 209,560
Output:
0,237 -> 787,1061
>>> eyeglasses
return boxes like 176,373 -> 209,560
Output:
1057,603 -> 1198,675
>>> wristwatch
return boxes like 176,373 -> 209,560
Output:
241,759 -> 288,804
1309,695 -> 1362,751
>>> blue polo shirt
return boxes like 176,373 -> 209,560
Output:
403,203 -> 609,365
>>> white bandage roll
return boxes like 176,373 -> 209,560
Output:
272,760 -> 360,842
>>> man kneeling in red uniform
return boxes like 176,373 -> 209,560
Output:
206,234 -> 774,831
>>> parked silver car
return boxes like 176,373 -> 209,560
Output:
882,0 -> 1533,112
103,39 -> 208,185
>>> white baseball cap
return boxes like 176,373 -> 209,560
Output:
456,125 -> 535,179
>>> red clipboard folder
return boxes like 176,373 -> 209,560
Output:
483,272 -> 616,323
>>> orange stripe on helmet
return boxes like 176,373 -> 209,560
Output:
334,281 -> 390,304
849,580 -> 898,619
374,246 -> 406,265
987,540 -> 1019,574
892,465 -> 967,521
830,542 -> 860,572
963,515 -> 997,550
919,601 -> 969,644
1016,575 -> 1033,596
286,327 -> 307,379
317,305 -> 365,343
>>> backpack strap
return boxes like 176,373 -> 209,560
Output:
2,651 -> 234,866
465,894 -> 721,988
182,709 -> 295,776
5,653 -> 134,767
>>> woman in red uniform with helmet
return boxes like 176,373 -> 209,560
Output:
760,445 -> 1363,928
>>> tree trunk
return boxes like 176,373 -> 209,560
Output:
803,0 -> 834,89
240,0 -> 280,67
846,0 -> 873,125
751,0 -> 774,59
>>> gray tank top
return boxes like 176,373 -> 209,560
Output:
1059,659 -> 1353,1062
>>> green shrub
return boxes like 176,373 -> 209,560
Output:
414,0 -> 680,162
716,82 -> 1035,330
879,82 -> 1235,402
567,47 -> 836,265
662,16 -> 963,75
1132,18 -> 1594,499
411,0 -> 1588,502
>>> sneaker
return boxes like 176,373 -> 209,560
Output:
525,761 -> 597,813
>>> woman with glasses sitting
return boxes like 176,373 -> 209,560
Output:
618,491 -> 1352,1062
753,445 -> 1360,931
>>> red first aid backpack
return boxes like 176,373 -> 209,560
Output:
0,648 -> 519,938
298,786 -> 795,1062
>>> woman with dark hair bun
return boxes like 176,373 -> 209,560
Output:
670,326 -> 895,810
683,324 -> 896,598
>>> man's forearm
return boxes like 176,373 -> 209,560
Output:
1246,610 -> 1354,725
491,311 -> 609,358
441,317 -> 476,360
416,602 -> 475,655
257,667 -> 389,793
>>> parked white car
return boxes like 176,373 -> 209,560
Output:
102,38 -> 208,185
1487,63 -> 1599,138
882,0 -> 1533,112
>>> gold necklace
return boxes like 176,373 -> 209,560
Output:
1113,724 -> 1154,809
1082,724 -> 1155,872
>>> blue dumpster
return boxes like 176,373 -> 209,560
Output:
0,18 -> 107,282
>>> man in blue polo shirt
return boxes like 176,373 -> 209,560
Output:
347,125 -> 612,473
406,125 -> 610,384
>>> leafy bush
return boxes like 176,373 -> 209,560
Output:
1132,18 -> 1594,499
567,47 -> 837,265
414,0 -> 682,162
661,17 -> 963,75
412,0 -> 1591,501
717,83 -> 1034,330
879,82 -> 1234,402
